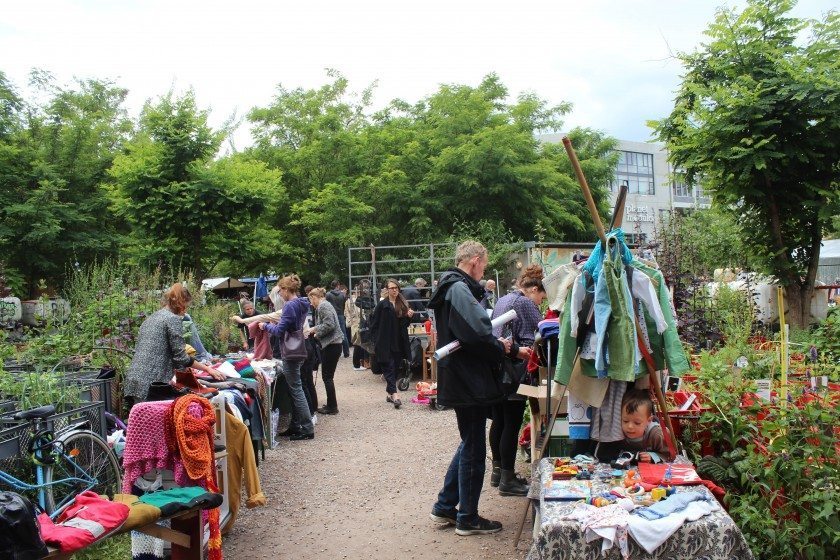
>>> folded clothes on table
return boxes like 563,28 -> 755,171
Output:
138,486 -> 223,517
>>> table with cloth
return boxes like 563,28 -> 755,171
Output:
526,458 -> 754,560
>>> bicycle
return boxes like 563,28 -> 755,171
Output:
0,404 -> 122,517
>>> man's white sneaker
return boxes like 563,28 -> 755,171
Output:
352,366 -> 366,371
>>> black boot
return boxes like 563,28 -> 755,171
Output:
498,469 -> 529,497
490,460 -> 501,487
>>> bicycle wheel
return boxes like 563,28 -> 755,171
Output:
44,429 -> 121,514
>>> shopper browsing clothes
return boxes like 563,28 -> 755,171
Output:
369,278 -> 413,409
305,287 -> 344,415
428,241 -> 520,536
124,284 -> 225,408
489,265 -> 544,496
259,274 -> 315,441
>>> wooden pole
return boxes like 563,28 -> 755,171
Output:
610,184 -> 629,231
563,137 -> 606,246
777,287 -> 788,407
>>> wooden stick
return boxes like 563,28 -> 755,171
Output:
610,184 -> 629,230
636,327 -> 679,459
513,380 -> 570,548
563,137 -> 606,245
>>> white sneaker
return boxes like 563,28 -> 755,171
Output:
311,414 -> 318,426
352,366 -> 365,371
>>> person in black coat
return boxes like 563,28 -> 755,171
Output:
369,278 -> 414,408
428,241 -> 519,536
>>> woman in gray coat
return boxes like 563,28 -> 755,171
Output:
305,287 -> 344,415
124,284 -> 224,406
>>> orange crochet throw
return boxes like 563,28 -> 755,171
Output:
170,395 -> 222,560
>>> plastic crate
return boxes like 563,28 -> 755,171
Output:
0,401 -> 107,461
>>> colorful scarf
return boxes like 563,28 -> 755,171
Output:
169,395 -> 222,560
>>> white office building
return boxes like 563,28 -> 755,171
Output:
539,135 -> 711,244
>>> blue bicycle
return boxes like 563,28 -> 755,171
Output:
0,405 -> 121,517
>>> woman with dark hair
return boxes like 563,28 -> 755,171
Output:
489,265 -> 544,496
305,287 -> 344,414
124,284 -> 225,407
260,274 -> 315,441
369,279 -> 414,408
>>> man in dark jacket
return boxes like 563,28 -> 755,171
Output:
400,278 -> 428,323
428,240 -> 520,536
326,280 -> 350,357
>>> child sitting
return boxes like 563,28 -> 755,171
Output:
621,389 -> 671,463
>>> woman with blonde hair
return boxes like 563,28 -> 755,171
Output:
305,287 -> 344,414
370,279 -> 414,408
124,284 -> 225,407
260,274 -> 316,440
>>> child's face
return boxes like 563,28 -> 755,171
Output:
621,407 -> 651,439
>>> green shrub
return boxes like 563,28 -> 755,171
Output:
690,344 -> 840,560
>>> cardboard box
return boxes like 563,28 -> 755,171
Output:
517,382 -> 567,414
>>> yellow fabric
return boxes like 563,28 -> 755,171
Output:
112,493 -> 161,531
222,412 -> 266,535
185,344 -> 196,357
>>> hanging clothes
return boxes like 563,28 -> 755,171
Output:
595,236 -> 638,381
631,259 -> 690,375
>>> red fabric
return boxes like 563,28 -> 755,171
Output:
637,463 -> 726,501
37,492 -> 129,552
232,358 -> 251,372
248,322 -> 272,360
528,310 -> 559,373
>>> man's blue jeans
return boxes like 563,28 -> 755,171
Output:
433,406 -> 489,524
337,315 -> 350,357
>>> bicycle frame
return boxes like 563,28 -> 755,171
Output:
0,422 -> 99,518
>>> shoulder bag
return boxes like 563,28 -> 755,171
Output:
280,329 -> 308,361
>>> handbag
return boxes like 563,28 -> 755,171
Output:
280,329 -> 308,360
501,358 -> 528,396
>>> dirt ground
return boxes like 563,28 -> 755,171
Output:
223,357 -> 533,560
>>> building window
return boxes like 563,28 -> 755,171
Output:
673,181 -> 692,198
625,233 -> 647,245
612,150 -> 655,195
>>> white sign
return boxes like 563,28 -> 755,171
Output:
755,379 -> 772,401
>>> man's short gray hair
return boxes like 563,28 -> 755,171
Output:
455,240 -> 487,265
415,278 -> 427,287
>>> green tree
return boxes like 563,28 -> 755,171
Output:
248,70 -> 373,279
107,91 -> 283,277
0,71 -> 131,296
653,0 -> 840,327
249,72 -> 617,281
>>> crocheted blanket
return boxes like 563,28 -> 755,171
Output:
122,400 -> 201,493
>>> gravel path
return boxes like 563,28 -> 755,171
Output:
223,357 -> 533,559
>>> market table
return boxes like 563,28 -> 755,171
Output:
526,458 -> 755,560
44,502 -> 209,560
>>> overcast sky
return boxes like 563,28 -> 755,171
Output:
1,0 -> 835,150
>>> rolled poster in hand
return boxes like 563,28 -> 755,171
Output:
433,309 -> 517,361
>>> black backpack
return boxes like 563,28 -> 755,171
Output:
0,491 -> 48,560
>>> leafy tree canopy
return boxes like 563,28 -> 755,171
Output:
0,71 -> 131,296
249,72 -> 616,280
107,91 -> 284,277
652,0 -> 840,326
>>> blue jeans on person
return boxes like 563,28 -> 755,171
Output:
433,406 -> 489,525
337,315 -> 350,357
282,358 -> 313,435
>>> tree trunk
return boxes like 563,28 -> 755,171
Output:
785,285 -> 809,329
192,229 -> 203,280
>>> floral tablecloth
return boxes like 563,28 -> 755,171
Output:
526,458 -> 755,560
